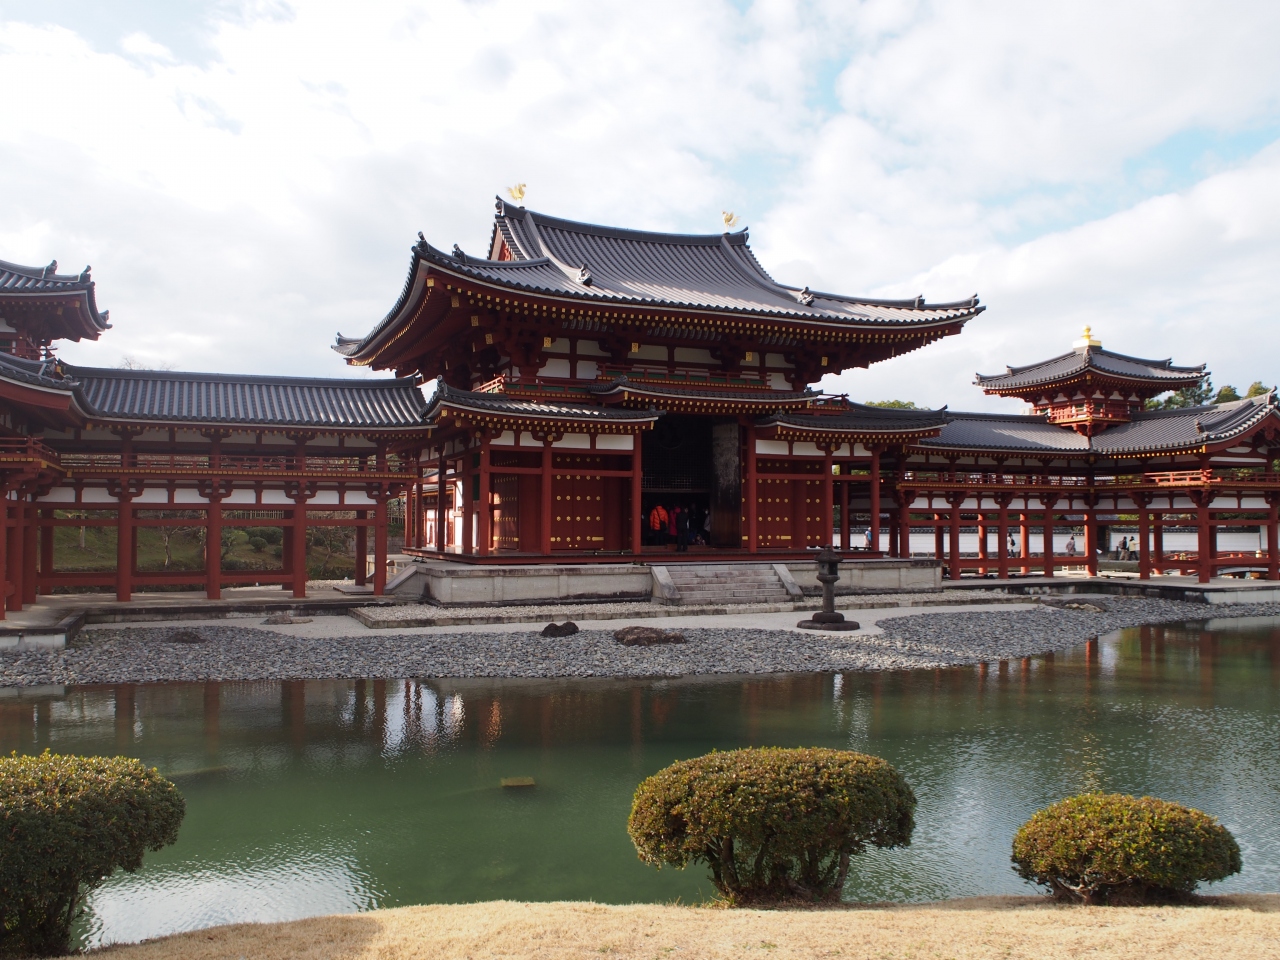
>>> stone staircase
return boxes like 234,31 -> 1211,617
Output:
653,563 -> 797,605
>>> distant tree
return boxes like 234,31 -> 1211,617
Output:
1146,378 -> 1214,410
1246,381 -> 1271,398
1213,384 -> 1241,404
864,399 -> 920,409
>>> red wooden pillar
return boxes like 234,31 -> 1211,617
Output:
996,500 -> 1010,580
840,473 -> 851,551
21,502 -> 36,605
354,511 -> 367,586
373,493 -> 388,595
7,497 -> 26,611
1084,500 -> 1099,577
1152,511 -> 1164,575
1196,495 -> 1212,584
38,507 -> 52,595
745,423 -> 758,553
1042,502 -> 1055,578
897,493 -> 914,558
1263,498 -> 1280,580
977,514 -> 988,574
291,498 -> 308,598
1137,497 -> 1152,580
540,440 -> 553,556
437,452 -> 448,553
630,433 -> 643,556
0,498 -> 12,616
869,447 -> 881,554
477,435 -> 491,558
115,495 -> 133,603
933,512 -> 944,560
205,497 -> 223,600
1019,511 -> 1030,575
0,497 -> 8,619
948,499 -> 962,580
822,449 -> 834,547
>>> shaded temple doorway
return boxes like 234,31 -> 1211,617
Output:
640,416 -> 740,550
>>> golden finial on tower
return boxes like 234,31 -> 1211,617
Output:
721,210 -> 740,229
506,183 -> 526,203
1073,325 -> 1102,349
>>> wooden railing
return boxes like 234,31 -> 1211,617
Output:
58,452 -> 414,478
899,468 -> 1280,491
0,437 -> 63,469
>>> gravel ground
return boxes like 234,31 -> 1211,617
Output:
353,589 -> 1026,626
2,596 -> 1278,686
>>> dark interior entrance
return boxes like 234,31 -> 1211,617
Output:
642,416 -> 741,549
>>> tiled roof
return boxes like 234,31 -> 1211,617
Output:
65,366 -> 426,430
1092,393 -> 1278,455
336,201 -> 984,359
763,404 -> 950,435
427,380 -> 662,425
924,413 -> 1090,452
920,393 -> 1279,455
0,258 -> 111,336
0,353 -> 78,391
588,377 -> 816,405
976,346 -> 1205,394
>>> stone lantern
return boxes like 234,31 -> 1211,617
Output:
797,544 -> 859,631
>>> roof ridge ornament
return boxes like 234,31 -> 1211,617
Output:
42,259 -> 57,278
797,286 -> 815,306
915,295 -> 924,308
452,244 -> 468,263
722,210 -> 740,229
79,265 -> 91,282
577,262 -> 593,286
507,183 -> 526,203
1073,325 -> 1102,350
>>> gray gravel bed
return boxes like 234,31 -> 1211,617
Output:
1,597 -> 1278,686
353,590 -> 1026,627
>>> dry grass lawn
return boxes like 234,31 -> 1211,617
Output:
86,895 -> 1280,960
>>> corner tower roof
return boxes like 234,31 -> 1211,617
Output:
0,258 -> 111,342
975,328 -> 1205,399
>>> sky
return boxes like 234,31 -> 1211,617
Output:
1,0 -> 1278,412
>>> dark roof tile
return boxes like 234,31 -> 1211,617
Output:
976,346 -> 1205,394
65,365 -> 426,429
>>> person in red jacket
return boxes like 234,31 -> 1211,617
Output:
648,504 -> 669,545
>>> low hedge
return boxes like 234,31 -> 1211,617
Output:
1011,793 -> 1241,904
627,747 -> 915,903
0,752 -> 185,957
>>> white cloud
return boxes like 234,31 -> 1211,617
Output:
0,0 -> 1276,405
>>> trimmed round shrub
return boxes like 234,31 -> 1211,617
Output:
248,537 -> 267,553
1012,793 -> 1241,904
0,752 -> 185,957
627,747 -> 915,903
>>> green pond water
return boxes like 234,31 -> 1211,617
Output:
3,618 -> 1279,948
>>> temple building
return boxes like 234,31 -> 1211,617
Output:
0,200 -> 1277,617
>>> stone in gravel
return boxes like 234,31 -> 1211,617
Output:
1039,598 -> 1109,613
263,615 -> 313,625
168,630 -> 206,644
541,622 -> 580,637
615,626 -> 686,646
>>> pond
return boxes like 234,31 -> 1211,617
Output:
2,617 -> 1278,948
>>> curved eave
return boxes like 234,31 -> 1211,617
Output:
433,402 -> 660,433
341,246 -> 983,367
601,389 -> 814,408
419,259 -> 984,328
978,368 -> 1207,396
763,423 -> 944,443
78,414 -> 426,436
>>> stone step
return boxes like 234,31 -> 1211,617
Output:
655,563 -> 792,606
